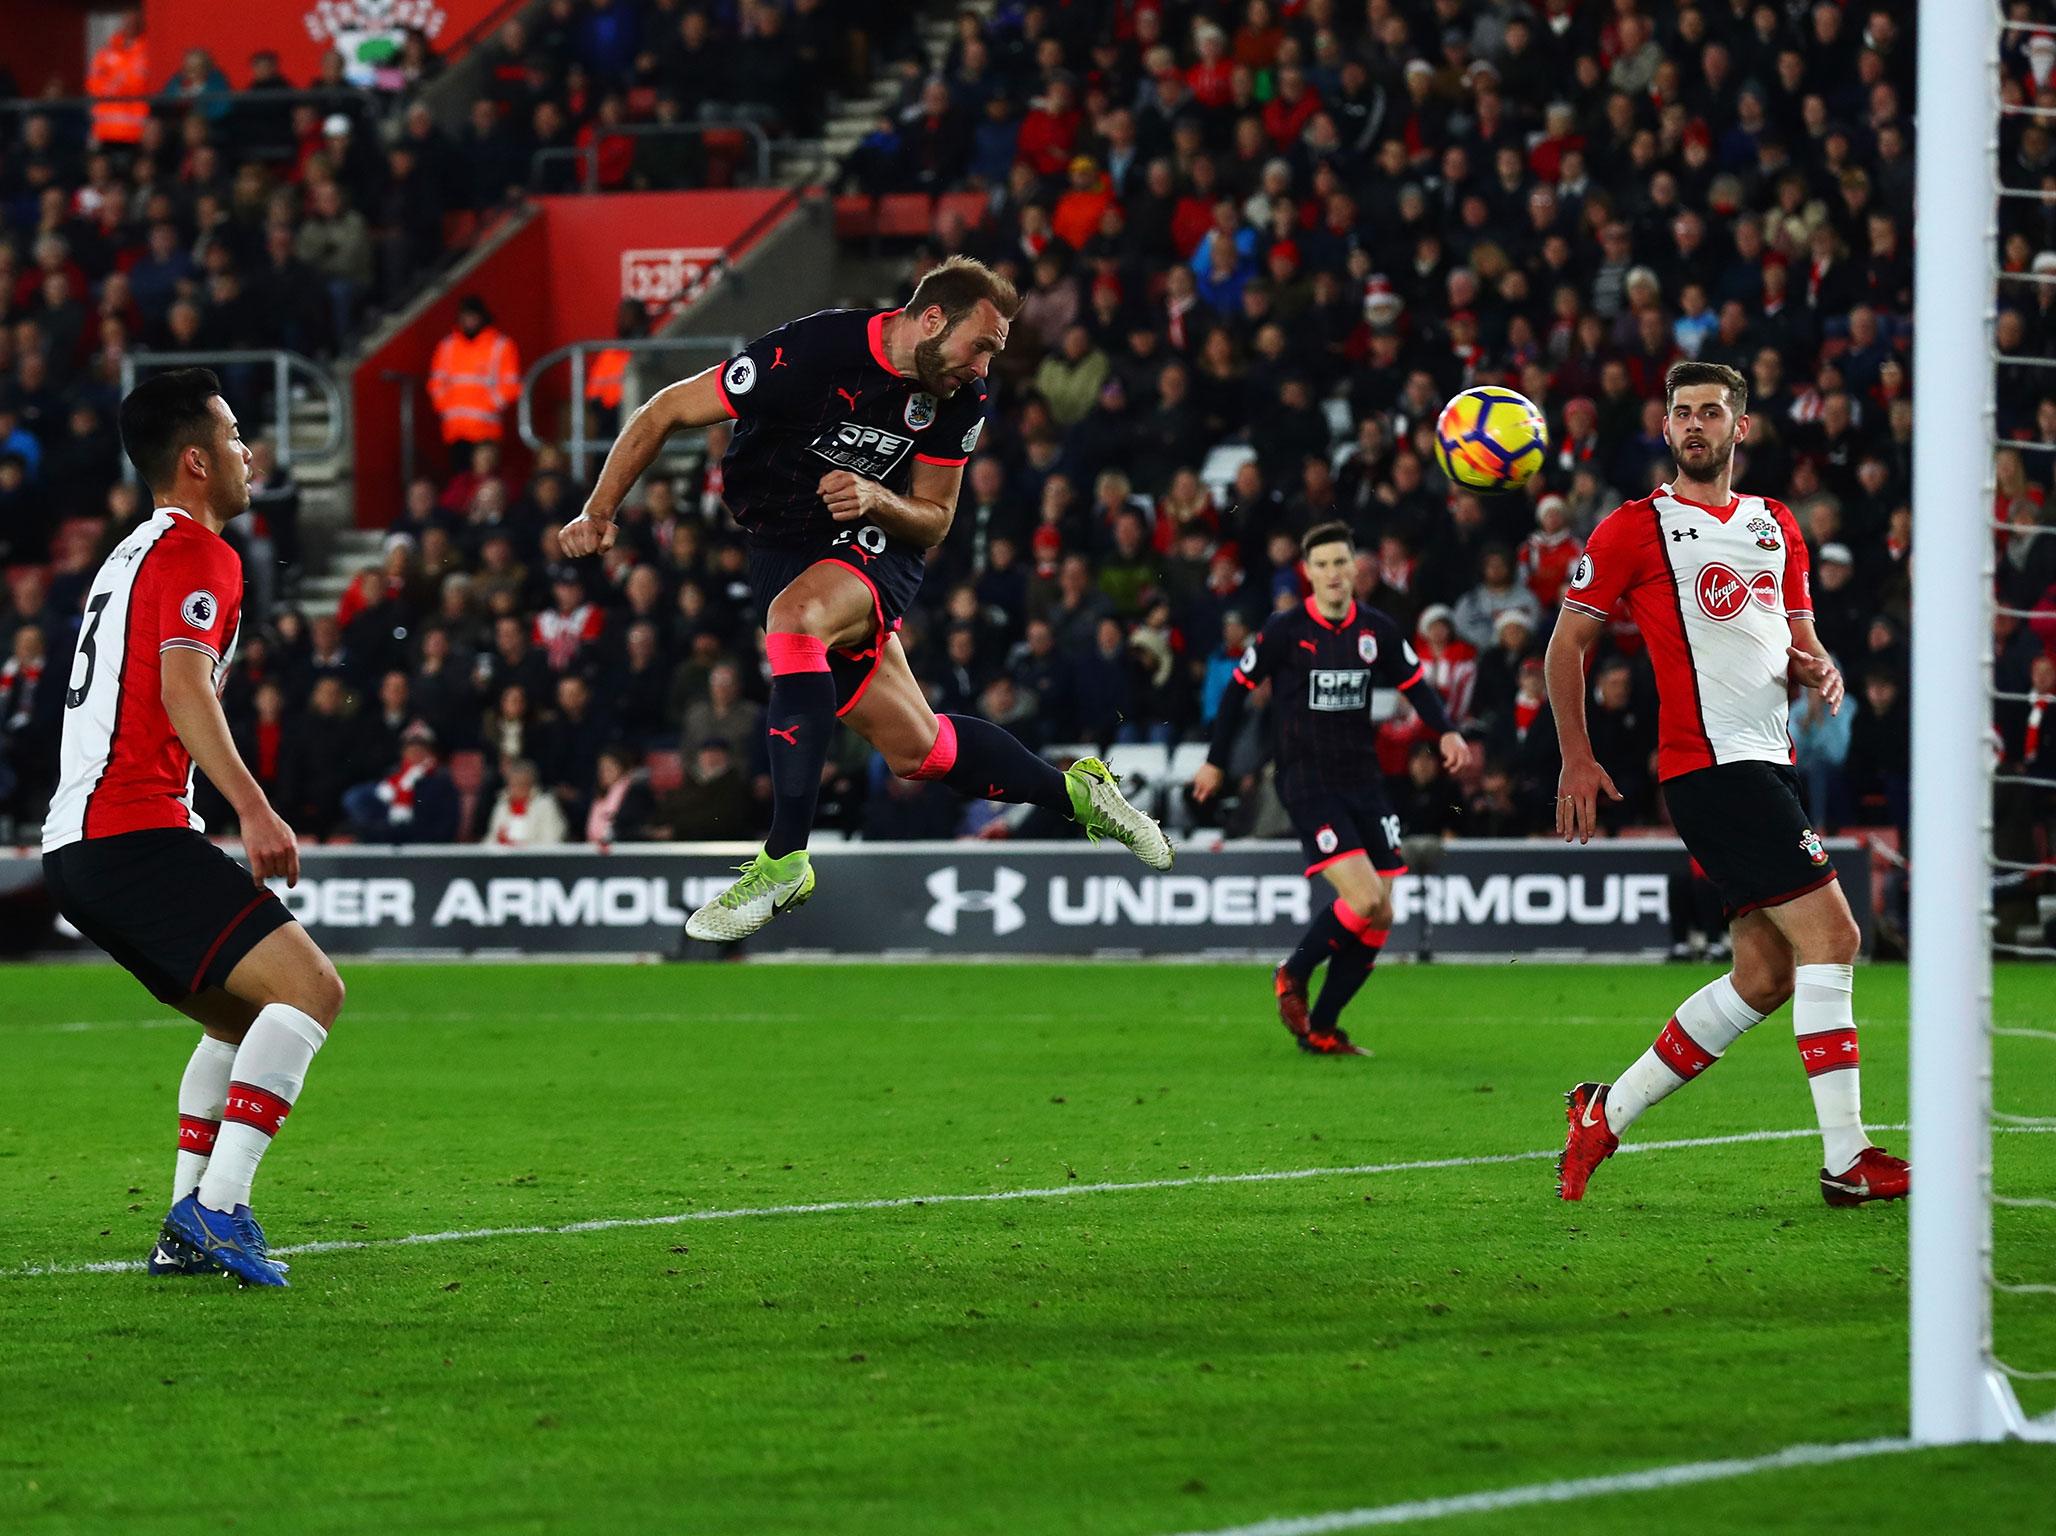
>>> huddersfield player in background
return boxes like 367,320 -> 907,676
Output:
42,369 -> 345,1286
1549,361 -> 1908,1208
560,257 -> 1169,939
1192,522 -> 1466,1056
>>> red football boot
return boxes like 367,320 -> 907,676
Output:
1820,1145 -> 1910,1207
1301,1025 -> 1369,1056
1274,965 -> 1312,1044
1557,1082 -> 1620,1201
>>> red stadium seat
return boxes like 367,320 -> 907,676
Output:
834,194 -> 876,240
874,193 -> 934,239
934,190 -> 989,232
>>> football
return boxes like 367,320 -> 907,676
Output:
1432,385 -> 1550,493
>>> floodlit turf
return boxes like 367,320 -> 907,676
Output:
1,961 -> 2052,1536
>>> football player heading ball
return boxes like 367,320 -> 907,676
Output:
560,257 -> 1170,940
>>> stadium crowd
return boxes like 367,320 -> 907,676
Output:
1,2 -> 2053,872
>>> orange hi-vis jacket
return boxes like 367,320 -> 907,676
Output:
427,325 -> 521,443
586,347 -> 630,409
88,31 -> 150,145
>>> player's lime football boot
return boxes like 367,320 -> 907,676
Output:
1064,757 -> 1173,869
684,848 -> 816,942
1557,1081 -> 1620,1200
1820,1145 -> 1910,1207
165,1195 -> 288,1287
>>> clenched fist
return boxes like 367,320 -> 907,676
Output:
559,512 -> 618,558
818,470 -> 885,522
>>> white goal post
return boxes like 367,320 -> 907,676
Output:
1908,0 -> 2052,1446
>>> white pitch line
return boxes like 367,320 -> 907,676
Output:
9,1125 -> 1872,1280
1151,1436 -> 1916,1536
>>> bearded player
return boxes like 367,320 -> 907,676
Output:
560,257 -> 1169,938
43,369 -> 345,1286
1192,522 -> 1467,1056
1549,361 -> 1907,1207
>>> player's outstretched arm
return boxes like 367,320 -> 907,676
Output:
562,367 -> 731,557
161,646 -> 300,886
1543,607 -> 1621,844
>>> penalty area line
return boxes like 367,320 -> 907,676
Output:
15,1125 -> 1858,1279
1150,1435 -> 1917,1536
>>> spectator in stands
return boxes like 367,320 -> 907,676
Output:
649,738 -> 756,841
681,662 -> 760,761
585,745 -> 657,843
485,757 -> 568,846
427,296 -> 521,475
343,721 -> 459,844
1844,667 -> 1912,834
1452,546 -> 1542,651
296,181 -> 374,352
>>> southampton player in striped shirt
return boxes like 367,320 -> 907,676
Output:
1548,362 -> 1908,1208
1192,522 -> 1467,1055
42,370 -> 345,1285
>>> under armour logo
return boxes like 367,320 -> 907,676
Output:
924,865 -> 1027,936
767,725 -> 799,745
1670,528 -> 1699,541
770,347 -> 789,370
837,386 -> 863,409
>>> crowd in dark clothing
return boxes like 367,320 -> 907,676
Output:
2,3 -> 2054,874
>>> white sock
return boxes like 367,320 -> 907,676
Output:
1606,974 -> 1767,1137
1794,962 -> 1869,1175
173,1036 -> 239,1204
196,1005 -> 327,1214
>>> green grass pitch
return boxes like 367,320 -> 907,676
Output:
1,961 -> 2052,1535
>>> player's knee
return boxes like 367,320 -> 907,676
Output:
1805,914 -> 1862,968
1346,892 -> 1390,928
1732,962 -> 1793,1016
767,590 -> 833,638
298,962 -> 345,1029
888,742 -> 930,777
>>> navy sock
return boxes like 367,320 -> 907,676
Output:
917,714 -> 1073,816
1311,933 -> 1384,1030
1284,906 -> 1352,982
764,635 -> 838,858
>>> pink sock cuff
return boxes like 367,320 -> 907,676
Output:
908,714 -> 958,780
767,632 -> 830,675
1332,898 -> 1378,939
1360,927 -> 1389,949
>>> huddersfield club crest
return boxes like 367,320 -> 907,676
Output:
1357,633 -> 1378,665
904,391 -> 938,430
1747,515 -> 1782,551
1800,828 -> 1828,867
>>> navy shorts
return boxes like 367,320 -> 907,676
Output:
44,828 -> 294,1006
748,524 -> 926,714
1282,789 -> 1408,879
1663,760 -> 1839,921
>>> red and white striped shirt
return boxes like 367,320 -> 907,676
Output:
43,508 -> 243,849
1561,484 -> 1811,782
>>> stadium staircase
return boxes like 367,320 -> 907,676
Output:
294,2 -> 986,618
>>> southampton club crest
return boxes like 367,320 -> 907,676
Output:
904,391 -> 938,431
1800,828 -> 1828,867
1357,632 -> 1378,665
1747,515 -> 1782,552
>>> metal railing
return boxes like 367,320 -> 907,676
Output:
529,121 -> 774,192
119,349 -> 345,479
0,86 -> 387,131
518,336 -> 745,480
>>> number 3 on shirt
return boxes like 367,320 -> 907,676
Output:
65,592 -> 112,709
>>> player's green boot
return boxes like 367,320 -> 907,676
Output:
1064,757 -> 1173,869
684,848 -> 816,942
